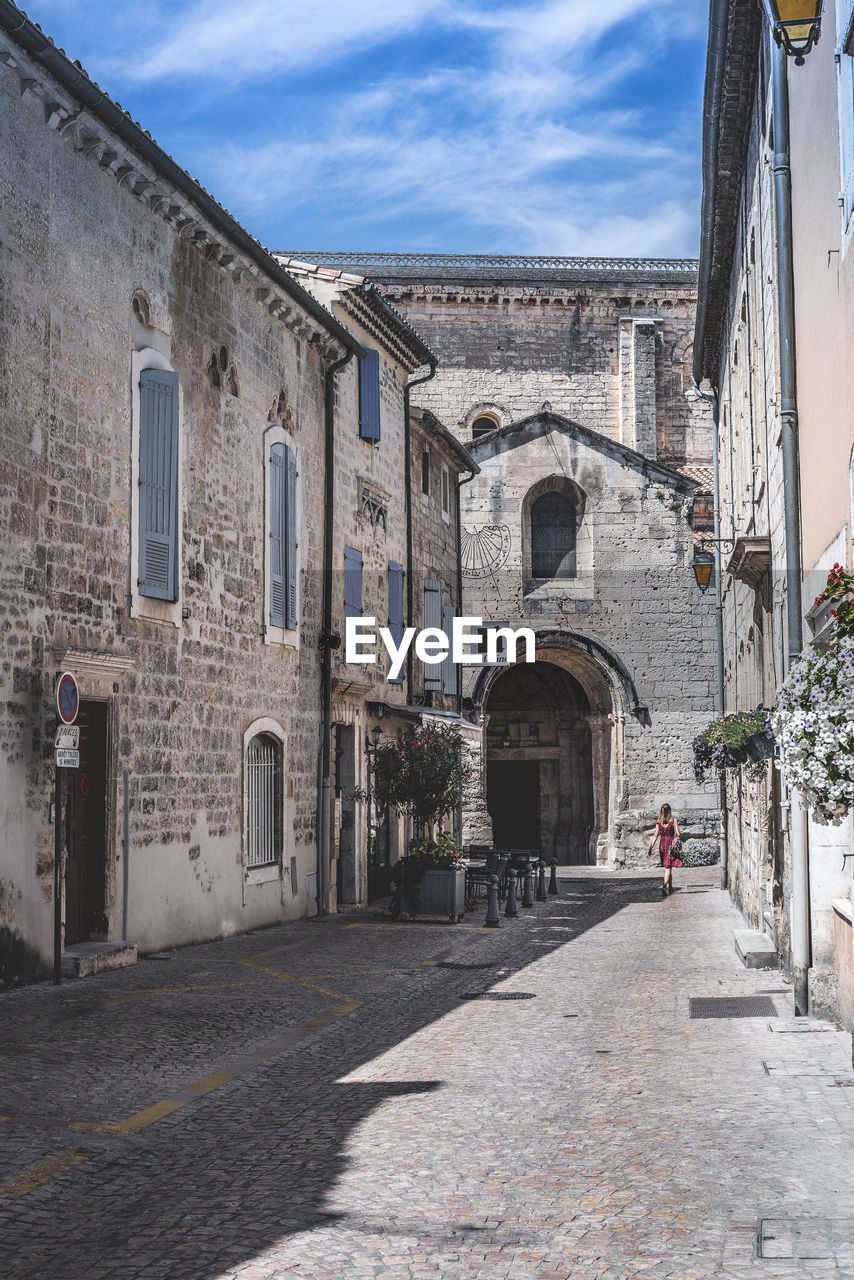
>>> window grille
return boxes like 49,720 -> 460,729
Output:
531,491 -> 576,579
247,735 -> 281,868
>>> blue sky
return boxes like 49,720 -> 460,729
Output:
30,0 -> 708,257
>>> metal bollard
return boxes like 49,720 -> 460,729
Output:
485,875 -> 500,928
504,868 -> 519,917
548,858 -> 559,895
522,859 -> 535,908
536,859 -> 547,901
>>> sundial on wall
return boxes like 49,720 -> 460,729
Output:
460,524 -> 511,578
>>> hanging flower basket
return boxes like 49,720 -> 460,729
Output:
772,567 -> 854,825
693,708 -> 774,783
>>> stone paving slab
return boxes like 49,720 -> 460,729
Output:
2,868 -> 854,1279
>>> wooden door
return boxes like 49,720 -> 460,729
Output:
64,701 -> 108,944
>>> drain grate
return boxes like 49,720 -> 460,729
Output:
438,961 -> 497,970
460,992 -> 536,1001
689,995 -> 778,1019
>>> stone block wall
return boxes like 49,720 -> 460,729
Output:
0,38 -> 345,980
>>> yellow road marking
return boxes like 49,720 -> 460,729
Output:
0,1149 -> 91,1195
71,1099 -> 186,1134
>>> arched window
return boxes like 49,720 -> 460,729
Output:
246,734 -> 282,868
530,491 -> 576,579
472,415 -> 498,439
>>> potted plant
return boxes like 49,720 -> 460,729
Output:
368,722 -> 470,920
693,707 -> 774,783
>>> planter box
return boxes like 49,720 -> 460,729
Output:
410,868 -> 466,921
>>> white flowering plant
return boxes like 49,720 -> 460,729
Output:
771,637 -> 854,825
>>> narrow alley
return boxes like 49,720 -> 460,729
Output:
3,870 -> 854,1280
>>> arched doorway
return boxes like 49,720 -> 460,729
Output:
484,662 -> 595,864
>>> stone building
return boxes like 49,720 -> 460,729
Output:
694,0 -> 854,1022
0,8 -> 418,985
275,259 -> 478,906
288,254 -> 720,864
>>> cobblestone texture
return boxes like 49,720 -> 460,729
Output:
3,868 -> 854,1279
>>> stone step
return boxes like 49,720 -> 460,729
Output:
61,941 -> 137,978
734,928 -> 778,969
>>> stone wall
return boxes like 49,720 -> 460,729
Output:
0,35 -> 346,980
372,270 -> 711,469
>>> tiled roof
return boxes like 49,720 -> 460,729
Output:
679,465 -> 715,493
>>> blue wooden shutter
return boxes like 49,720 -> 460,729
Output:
344,546 -> 363,619
359,349 -> 381,440
387,561 -> 405,683
443,602 -> 456,695
285,445 -> 297,628
138,368 -> 179,601
269,443 -> 286,628
423,577 -> 442,690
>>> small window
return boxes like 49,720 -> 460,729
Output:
387,561 -> 405,683
441,468 -> 451,515
138,368 -> 180,601
531,491 -> 576,579
359,349 -> 381,440
472,415 -> 497,439
344,546 -> 363,619
421,449 -> 430,495
269,441 -> 297,630
246,734 -> 282,868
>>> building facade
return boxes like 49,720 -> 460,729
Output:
288,255 -> 720,864
694,0 -> 854,1022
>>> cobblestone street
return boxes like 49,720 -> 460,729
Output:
3,869 -> 854,1280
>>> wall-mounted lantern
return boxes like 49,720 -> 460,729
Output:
761,0 -> 823,63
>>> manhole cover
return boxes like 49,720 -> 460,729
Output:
689,996 -> 778,1019
459,992 -> 536,1001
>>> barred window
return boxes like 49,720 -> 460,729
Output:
531,491 -> 576,579
246,734 -> 282,868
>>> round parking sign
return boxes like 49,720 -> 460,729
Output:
56,671 -> 79,725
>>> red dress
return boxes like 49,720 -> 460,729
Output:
658,820 -> 682,868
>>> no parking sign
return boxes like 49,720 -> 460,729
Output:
55,671 -> 79,725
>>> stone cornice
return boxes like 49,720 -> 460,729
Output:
0,19 -> 360,362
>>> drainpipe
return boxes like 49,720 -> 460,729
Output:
455,468 -> 477,716
771,41 -> 810,1015
317,348 -> 356,917
694,384 -> 729,893
403,363 -> 437,705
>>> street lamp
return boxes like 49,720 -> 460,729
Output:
692,551 -> 714,593
761,0 -> 823,63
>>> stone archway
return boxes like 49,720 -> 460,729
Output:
467,634 -> 627,864
484,663 -> 594,863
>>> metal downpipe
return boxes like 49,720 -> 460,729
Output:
318,349 -> 354,917
403,363 -> 437,705
771,40 -> 809,1015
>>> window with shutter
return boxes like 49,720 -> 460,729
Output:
531,491 -> 577,579
286,446 -> 297,628
269,444 -> 286,628
423,577 -> 442,690
443,601 -> 456,695
388,561 -> 405,683
359,349 -> 381,440
138,368 -> 179,601
344,546 -> 363,619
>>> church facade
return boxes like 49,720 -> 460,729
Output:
289,254 -> 720,865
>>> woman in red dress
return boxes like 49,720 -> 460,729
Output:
648,803 -> 682,896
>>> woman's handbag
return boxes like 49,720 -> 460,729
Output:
670,837 -> 683,863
